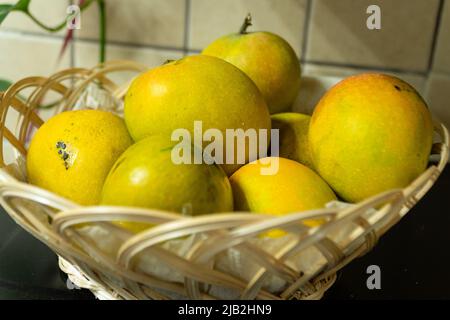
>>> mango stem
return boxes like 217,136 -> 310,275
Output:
239,13 -> 253,34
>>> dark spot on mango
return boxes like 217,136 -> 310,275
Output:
56,141 -> 66,149
394,85 -> 401,91
56,141 -> 73,169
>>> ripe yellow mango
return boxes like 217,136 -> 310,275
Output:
309,73 -> 434,203
101,135 -> 233,233
26,110 -> 133,205
230,157 -> 336,237
271,112 -> 313,169
124,55 -> 271,175
203,22 -> 301,114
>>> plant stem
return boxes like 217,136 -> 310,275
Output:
26,11 -> 66,32
97,0 -> 106,63
239,13 -> 252,34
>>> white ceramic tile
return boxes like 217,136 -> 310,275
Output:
74,39 -> 183,84
189,0 -> 307,56
433,0 -> 450,73
75,0 -> 186,49
0,31 -> 70,82
75,40 -> 183,68
306,0 -> 440,72
425,72 -> 450,130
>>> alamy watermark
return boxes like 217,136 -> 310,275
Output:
367,5 -> 381,30
171,121 -> 280,175
67,4 -> 81,30
366,265 -> 381,290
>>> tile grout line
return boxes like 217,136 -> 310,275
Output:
304,60 -> 429,77
70,0 -> 75,69
0,28 -> 66,40
73,36 -> 186,53
74,36 -> 185,53
0,29 -> 185,53
0,26 -> 438,78
300,0 -> 313,61
427,0 -> 445,73
71,37 -> 76,69
1,23 -> 436,78
183,0 -> 192,56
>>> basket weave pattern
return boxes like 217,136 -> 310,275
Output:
0,61 -> 448,300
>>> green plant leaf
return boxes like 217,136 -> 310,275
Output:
0,0 -> 30,25
12,0 -> 30,12
0,79 -> 12,91
0,4 -> 14,24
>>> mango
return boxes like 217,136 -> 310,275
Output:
202,16 -> 301,114
26,110 -> 133,205
230,157 -> 336,237
271,112 -> 313,169
309,73 -> 434,203
124,55 -> 271,175
101,135 -> 234,232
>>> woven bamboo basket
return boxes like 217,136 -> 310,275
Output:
0,60 -> 448,300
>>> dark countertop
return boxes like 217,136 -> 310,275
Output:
0,166 -> 449,300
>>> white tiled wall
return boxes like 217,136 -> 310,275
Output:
306,0 -> 440,72
76,0 -> 186,49
189,0 -> 307,56
0,32 -> 70,80
433,0 -> 450,73
0,0 -> 449,127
